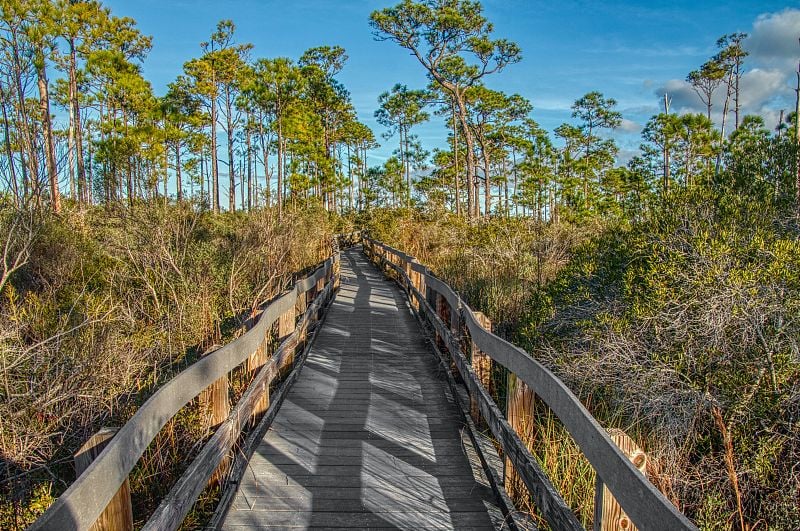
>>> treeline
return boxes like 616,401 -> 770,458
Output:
4,1 -> 798,222
1,1 -> 375,215
367,2 -> 800,221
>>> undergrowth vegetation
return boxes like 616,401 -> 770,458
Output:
362,182 -> 800,528
0,201 -> 339,528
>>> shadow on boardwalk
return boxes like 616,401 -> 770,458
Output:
221,248 -> 502,530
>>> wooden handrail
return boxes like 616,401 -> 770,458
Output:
363,236 -> 697,531
30,236 -> 350,531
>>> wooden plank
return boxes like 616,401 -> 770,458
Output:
277,306 -> 296,377
221,249 -> 502,530
246,339 -> 269,424
365,235 -> 695,531
74,429 -> 133,531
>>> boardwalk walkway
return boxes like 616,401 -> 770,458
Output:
221,248 -> 503,530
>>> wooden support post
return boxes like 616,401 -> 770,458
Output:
436,294 -> 462,383
74,428 -> 134,531
200,346 -> 230,484
296,290 -> 308,344
316,276 -> 325,317
246,339 -> 269,424
413,262 -> 425,313
435,293 -> 448,352
470,311 -> 492,424
278,306 -> 296,377
333,258 -> 341,291
505,371 -> 535,500
594,430 -> 648,531
403,259 -> 412,293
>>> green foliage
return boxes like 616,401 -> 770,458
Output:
524,185 -> 800,527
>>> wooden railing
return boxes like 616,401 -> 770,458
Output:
30,237 -> 347,531
363,236 -> 697,531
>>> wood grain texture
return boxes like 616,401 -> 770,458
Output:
505,372 -> 535,500
594,430 -> 648,531
470,311 -> 492,424
221,249 -> 503,531
74,428 -> 133,531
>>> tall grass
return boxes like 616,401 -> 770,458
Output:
0,201 -> 339,528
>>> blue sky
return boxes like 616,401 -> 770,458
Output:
105,0 -> 799,165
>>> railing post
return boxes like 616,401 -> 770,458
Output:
435,294 -> 463,383
594,429 -> 648,531
411,260 -> 425,312
74,428 -> 133,531
435,293 -> 448,350
505,370 -> 535,499
244,308 -> 269,424
246,336 -> 270,424
200,345 -> 230,484
296,288 -> 308,345
403,258 -> 413,298
333,256 -> 341,291
470,311 -> 492,424
278,304 -> 297,377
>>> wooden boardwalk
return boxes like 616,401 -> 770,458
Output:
221,248 -> 503,530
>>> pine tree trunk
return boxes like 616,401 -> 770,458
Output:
69,38 -> 86,205
175,144 -> 182,201
0,86 -> 19,205
246,123 -> 253,211
211,92 -> 220,213
277,115 -> 284,219
37,61 -> 60,212
225,87 -> 236,212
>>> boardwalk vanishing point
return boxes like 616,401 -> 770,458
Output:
220,248 -> 505,530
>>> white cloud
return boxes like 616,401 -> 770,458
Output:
738,68 -> 791,109
618,118 -> 641,133
649,8 -> 798,131
747,8 -> 800,69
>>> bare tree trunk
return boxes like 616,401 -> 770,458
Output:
246,122 -> 253,212
482,147 -> 491,218
10,31 -> 37,199
452,93 -> 477,218
795,68 -> 800,217
347,143 -> 353,210
69,38 -> 86,205
211,91 -> 220,213
451,100 -> 461,217
277,116 -> 284,219
37,60 -> 60,212
0,87 -> 19,205
225,87 -> 236,212
512,147 -> 519,217
715,75 -> 733,175
175,144 -> 182,201
503,156 -> 509,216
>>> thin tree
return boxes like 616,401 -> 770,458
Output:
370,0 -> 521,218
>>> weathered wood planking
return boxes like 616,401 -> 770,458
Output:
365,237 -> 697,531
221,249 -> 503,530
